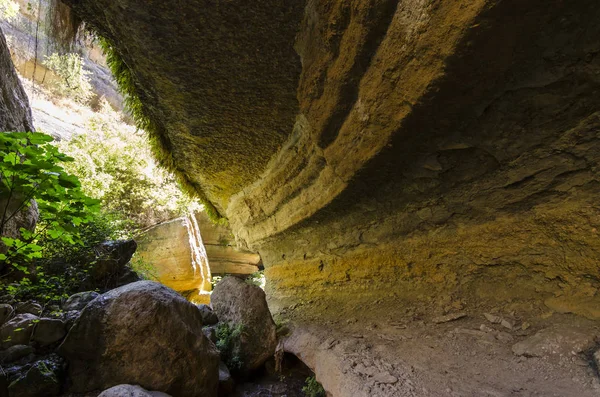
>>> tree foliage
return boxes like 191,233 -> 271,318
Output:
43,52 -> 93,104
0,0 -> 18,21
58,113 -> 196,229
0,131 -> 100,272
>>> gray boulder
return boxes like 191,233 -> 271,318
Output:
98,384 -> 172,397
31,318 -> 66,346
0,304 -> 13,326
63,291 -> 99,311
0,314 -> 38,349
211,276 -> 277,372
0,344 -> 34,364
14,302 -> 42,316
197,304 -> 218,325
58,281 -> 219,396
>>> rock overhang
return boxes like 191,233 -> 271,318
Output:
57,0 -> 600,315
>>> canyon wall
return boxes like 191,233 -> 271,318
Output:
59,0 -> 600,322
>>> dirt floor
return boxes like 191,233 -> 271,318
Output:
277,293 -> 600,397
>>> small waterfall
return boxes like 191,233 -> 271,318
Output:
185,210 -> 213,295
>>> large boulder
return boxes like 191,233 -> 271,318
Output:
98,384 -> 171,397
57,281 -> 219,396
211,276 -> 277,372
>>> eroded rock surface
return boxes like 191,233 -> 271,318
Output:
54,1 -> 600,395
58,281 -> 219,396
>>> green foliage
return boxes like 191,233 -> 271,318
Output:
43,53 -> 93,103
4,211 -> 130,304
128,256 -> 158,281
245,270 -> 265,289
210,275 -> 223,289
0,131 -> 100,272
96,35 -> 226,224
0,0 -> 18,20
215,323 -> 244,372
302,376 -> 326,397
58,113 -> 195,229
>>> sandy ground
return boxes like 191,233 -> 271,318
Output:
278,293 -> 600,397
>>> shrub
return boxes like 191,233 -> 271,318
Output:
302,376 -> 326,397
43,52 -> 93,104
215,322 -> 244,372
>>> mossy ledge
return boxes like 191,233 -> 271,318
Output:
96,36 -> 226,224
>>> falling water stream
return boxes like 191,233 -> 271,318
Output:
185,210 -> 213,299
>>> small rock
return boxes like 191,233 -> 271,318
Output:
495,331 -> 514,343
63,291 -> 100,311
197,304 -> 218,326
218,362 -> 235,396
512,324 -> 598,357
202,326 -> 217,344
372,371 -> 398,384
593,350 -> 600,369
483,313 -> 502,324
32,318 -> 66,346
0,304 -> 13,325
0,344 -> 34,364
0,313 -> 38,348
7,355 -> 65,397
98,384 -> 171,397
14,302 -> 42,316
521,322 -> 531,331
432,312 -> 466,324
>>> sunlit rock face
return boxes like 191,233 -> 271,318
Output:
0,26 -> 38,261
0,25 -> 33,132
64,0 -> 600,318
135,211 -> 260,304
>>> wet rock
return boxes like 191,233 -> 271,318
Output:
63,291 -> 99,311
58,281 -> 219,396
197,304 -> 218,326
98,384 -> 171,397
31,319 -> 66,346
0,305 -> 13,326
7,355 -> 65,397
211,276 -> 277,372
14,302 -> 42,317
218,362 -> 234,396
0,314 -> 38,348
512,324 -> 598,357
0,345 -> 34,364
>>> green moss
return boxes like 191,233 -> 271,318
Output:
96,36 -> 226,224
